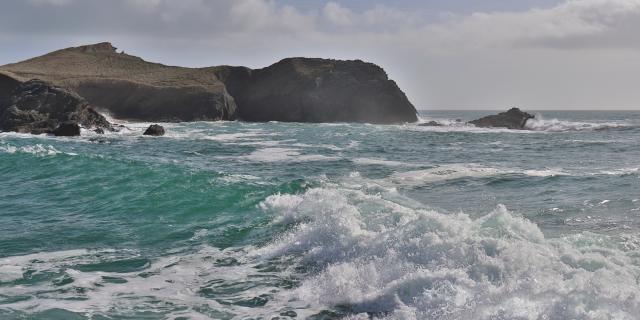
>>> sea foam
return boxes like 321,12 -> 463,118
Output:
255,186 -> 640,319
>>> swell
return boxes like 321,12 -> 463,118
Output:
0,138 -> 308,258
2,167 -> 640,319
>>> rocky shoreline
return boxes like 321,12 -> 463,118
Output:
0,42 -> 536,136
0,42 -> 418,135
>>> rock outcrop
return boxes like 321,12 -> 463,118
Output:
0,43 -> 237,122
0,79 -> 111,134
143,124 -> 165,136
469,108 -> 534,129
211,58 -> 418,124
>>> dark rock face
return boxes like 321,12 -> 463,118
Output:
53,121 -> 81,136
72,79 -> 236,122
2,43 -> 418,125
213,58 -> 418,124
0,79 -> 112,134
143,124 -> 165,136
0,73 -> 21,108
469,108 -> 534,129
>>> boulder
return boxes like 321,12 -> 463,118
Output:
211,58 -> 418,124
143,124 -> 165,136
53,121 -> 81,136
468,108 -> 534,129
0,79 -> 112,134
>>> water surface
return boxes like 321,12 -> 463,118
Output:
1,111 -> 640,319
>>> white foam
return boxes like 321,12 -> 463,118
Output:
241,147 -> 340,163
525,116 -> 637,132
0,249 -> 93,282
0,246 -> 284,318
390,164 -> 505,184
388,164 -> 566,186
255,186 -> 640,319
0,143 -> 70,156
598,167 -> 639,176
290,143 -> 343,151
202,132 -> 272,142
410,123 -> 534,134
414,114 -> 640,133
353,157 -> 413,167
522,168 -> 568,177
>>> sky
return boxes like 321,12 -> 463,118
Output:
2,0 -> 640,110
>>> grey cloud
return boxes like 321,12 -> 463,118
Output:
2,0 -> 640,108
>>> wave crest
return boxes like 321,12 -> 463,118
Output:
256,186 -> 640,319
525,116 -> 637,132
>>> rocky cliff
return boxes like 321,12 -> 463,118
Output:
0,43 -> 237,122
0,42 -> 417,125
209,58 -> 418,123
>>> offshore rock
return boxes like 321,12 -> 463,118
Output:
469,108 -> 534,129
143,124 -> 165,136
211,58 -> 418,124
0,78 -> 111,134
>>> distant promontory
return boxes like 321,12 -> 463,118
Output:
0,42 -> 418,134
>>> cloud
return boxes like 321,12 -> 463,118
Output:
422,0 -> 640,50
323,2 -> 354,27
229,0 -> 314,34
3,0 -> 640,108
28,0 -> 75,6
321,2 -> 421,31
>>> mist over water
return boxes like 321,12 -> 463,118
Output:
1,111 -> 640,319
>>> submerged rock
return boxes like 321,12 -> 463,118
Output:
143,124 -> 165,136
0,78 -> 111,134
52,121 -> 81,136
469,108 -> 534,129
211,58 -> 418,124
419,121 -> 443,127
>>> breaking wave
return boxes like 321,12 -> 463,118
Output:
256,186 -> 640,320
0,143 -> 75,156
416,115 -> 640,133
524,116 -> 639,132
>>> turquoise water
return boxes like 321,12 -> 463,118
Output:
1,111 -> 640,319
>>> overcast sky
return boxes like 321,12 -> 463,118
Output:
2,0 -> 640,109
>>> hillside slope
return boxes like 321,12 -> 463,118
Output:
0,42 -> 236,121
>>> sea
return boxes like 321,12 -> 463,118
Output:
1,110 -> 640,320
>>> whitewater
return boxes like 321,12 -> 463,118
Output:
1,110 -> 640,319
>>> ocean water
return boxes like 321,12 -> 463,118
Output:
1,110 -> 640,320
